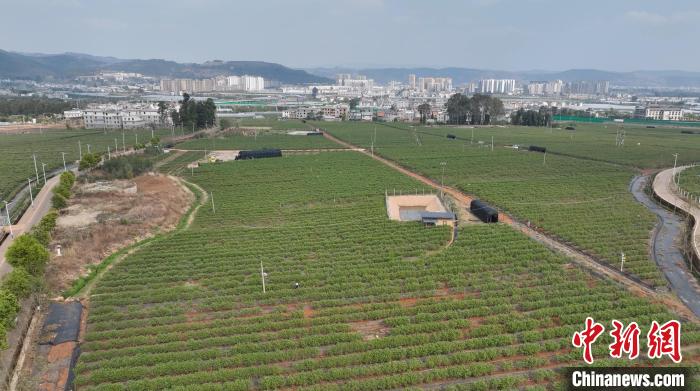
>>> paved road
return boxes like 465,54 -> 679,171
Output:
0,169 -> 79,279
631,174 -> 700,317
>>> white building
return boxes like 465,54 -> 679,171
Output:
478,79 -> 516,94
160,75 -> 265,93
82,103 -> 171,129
63,109 -> 83,119
645,107 -> 684,121
336,74 -> 374,90
417,77 -> 452,92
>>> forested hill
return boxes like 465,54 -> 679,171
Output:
0,50 -> 332,84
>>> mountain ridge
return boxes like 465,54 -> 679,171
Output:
0,50 -> 332,84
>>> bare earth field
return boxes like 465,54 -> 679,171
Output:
45,174 -> 193,294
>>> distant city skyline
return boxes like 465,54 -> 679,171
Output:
1,0 -> 699,71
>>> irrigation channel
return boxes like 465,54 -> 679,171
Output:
630,174 -> 700,317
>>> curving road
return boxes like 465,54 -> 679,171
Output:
653,166 -> 700,264
631,175 -> 700,317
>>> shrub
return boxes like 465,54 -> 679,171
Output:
2,268 -> 35,299
52,193 -> 67,209
102,155 -> 153,179
59,171 -> 76,187
53,183 -> 71,199
0,289 -> 19,328
79,153 -> 101,171
5,234 -> 50,275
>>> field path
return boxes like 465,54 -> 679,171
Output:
321,130 -> 698,322
653,165 -> 700,265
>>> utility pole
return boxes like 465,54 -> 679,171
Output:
32,154 -> 39,184
673,153 -> 679,186
543,151 -> 547,166
620,251 -> 625,272
87,144 -> 91,154
491,136 -> 494,151
471,128 -> 474,145
260,261 -> 266,293
211,192 -> 215,213
107,146 -> 111,160
122,130 -> 126,152
4,201 -> 12,237
440,161 -> 447,197
115,138 -> 119,153
61,152 -> 67,172
135,133 -> 138,145
28,178 -> 33,206
41,163 -> 47,184
79,141 -> 82,160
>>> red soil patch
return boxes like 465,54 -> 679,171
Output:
303,305 -> 314,319
399,297 -> 418,307
350,320 -> 390,340
47,342 -> 75,363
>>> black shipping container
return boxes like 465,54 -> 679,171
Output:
446,134 -> 456,139
236,149 -> 283,160
470,199 -> 499,223
307,131 -> 323,136
528,145 -> 547,153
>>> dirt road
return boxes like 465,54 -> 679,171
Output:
321,131 -> 698,321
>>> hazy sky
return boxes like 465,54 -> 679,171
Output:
1,0 -> 699,71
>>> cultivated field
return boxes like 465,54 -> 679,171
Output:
320,122 -> 670,287
678,165 -> 700,198
75,153 -> 700,390
177,128 -> 341,151
0,128 -> 173,201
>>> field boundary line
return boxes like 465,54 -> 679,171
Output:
320,130 -> 699,323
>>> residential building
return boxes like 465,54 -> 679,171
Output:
478,79 -> 516,94
645,107 -> 684,121
160,75 -> 265,93
417,77 -> 452,92
408,74 -> 416,89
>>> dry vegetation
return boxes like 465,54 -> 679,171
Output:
45,174 -> 193,294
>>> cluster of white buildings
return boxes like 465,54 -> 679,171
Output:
409,75 -> 452,92
478,79 -> 516,94
335,74 -> 374,91
643,107 -> 684,121
65,103 -> 174,129
526,80 -> 564,95
281,104 -> 349,120
160,75 -> 265,93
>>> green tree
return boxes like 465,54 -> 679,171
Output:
157,101 -> 168,124
446,93 -> 471,124
2,268 -> 35,299
0,289 -> 18,328
417,103 -> 431,124
6,234 -> 50,275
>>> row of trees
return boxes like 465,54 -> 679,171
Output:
445,94 -> 504,125
0,97 -> 73,117
170,93 -> 216,130
1,171 -> 76,348
510,108 -> 552,127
